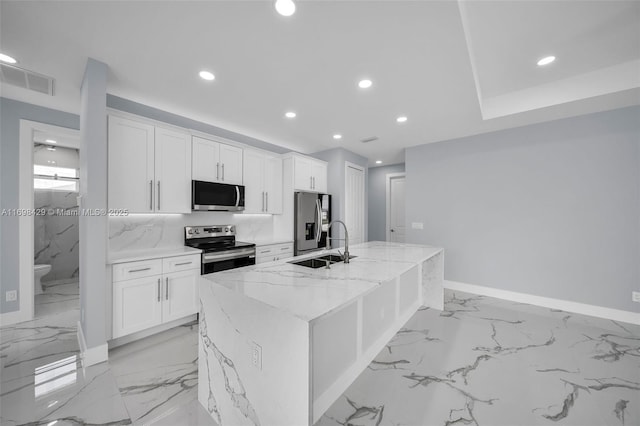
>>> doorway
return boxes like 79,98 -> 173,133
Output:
386,173 -> 406,242
345,162 -> 365,245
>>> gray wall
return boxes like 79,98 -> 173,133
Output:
368,163 -> 405,242
0,97 -> 79,314
405,106 -> 640,313
312,148 -> 369,242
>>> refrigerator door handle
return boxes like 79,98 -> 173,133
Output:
315,199 -> 322,242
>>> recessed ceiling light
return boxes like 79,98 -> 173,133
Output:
396,116 -> 408,123
333,134 -> 342,140
199,70 -> 215,81
275,0 -> 296,16
358,79 -> 373,89
45,139 -> 57,144
285,111 -> 296,118
375,160 -> 382,164
46,147 -> 56,151
537,56 -> 556,66
0,53 -> 17,64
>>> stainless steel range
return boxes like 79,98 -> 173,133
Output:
184,225 -> 256,274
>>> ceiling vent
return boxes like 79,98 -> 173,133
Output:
0,63 -> 55,96
360,136 -> 379,143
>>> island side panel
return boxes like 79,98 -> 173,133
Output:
198,277 -> 310,426
422,250 -> 444,310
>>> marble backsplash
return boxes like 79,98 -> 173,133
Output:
108,213 -> 277,252
34,190 -> 80,281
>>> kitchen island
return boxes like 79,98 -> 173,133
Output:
198,241 -> 443,426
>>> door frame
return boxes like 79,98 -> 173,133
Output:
385,172 -> 406,242
0,120 -> 80,326
344,161 -> 366,244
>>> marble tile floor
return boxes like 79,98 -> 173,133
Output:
1,290 -> 638,425
35,279 -> 80,318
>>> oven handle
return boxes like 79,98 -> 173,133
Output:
203,248 -> 256,263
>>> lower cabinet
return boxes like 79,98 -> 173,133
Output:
112,254 -> 200,339
256,242 -> 294,264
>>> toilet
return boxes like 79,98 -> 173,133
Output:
34,264 -> 51,295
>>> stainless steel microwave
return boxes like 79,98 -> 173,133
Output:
192,180 -> 245,211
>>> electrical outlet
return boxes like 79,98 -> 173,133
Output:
632,291 -> 640,303
251,342 -> 262,370
6,290 -> 17,302
411,222 -> 424,230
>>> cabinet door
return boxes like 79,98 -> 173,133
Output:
108,116 -> 155,212
219,143 -> 243,185
264,156 -> 283,214
162,270 -> 199,323
243,149 -> 266,213
192,136 -> 220,182
312,161 -> 328,193
294,156 -> 314,191
155,127 -> 191,213
113,276 -> 163,338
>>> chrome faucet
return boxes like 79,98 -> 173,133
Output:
326,220 -> 350,263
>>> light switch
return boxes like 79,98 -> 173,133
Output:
411,222 -> 424,230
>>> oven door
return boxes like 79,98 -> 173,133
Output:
192,180 -> 245,211
201,248 -> 256,274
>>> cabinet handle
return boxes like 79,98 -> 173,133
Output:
261,191 -> 265,212
157,278 -> 161,302
216,162 -> 220,180
129,267 -> 151,273
175,261 -> 192,266
280,247 -> 289,250
165,277 -> 169,300
222,163 -> 225,181
149,180 -> 153,211
310,176 -> 313,189
157,181 -> 161,210
265,192 -> 268,212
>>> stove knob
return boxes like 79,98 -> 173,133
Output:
225,227 -> 230,232
195,229 -> 200,234
187,229 -> 193,234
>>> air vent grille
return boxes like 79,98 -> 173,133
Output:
0,63 -> 55,96
360,136 -> 379,143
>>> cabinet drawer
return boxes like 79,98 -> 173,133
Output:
256,247 -> 275,257
163,254 -> 201,273
113,259 -> 162,282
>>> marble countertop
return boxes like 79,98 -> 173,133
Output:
108,246 -> 202,264
202,241 -> 442,322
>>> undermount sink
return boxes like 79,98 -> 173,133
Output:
289,254 -> 357,269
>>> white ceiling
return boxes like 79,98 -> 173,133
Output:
1,1 -> 639,166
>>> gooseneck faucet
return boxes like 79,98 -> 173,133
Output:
326,220 -> 350,263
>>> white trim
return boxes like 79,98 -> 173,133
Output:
77,321 -> 108,367
1,120 -> 80,327
385,172 -> 405,242
444,280 -> 640,325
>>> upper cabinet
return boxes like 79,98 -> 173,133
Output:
192,136 -> 243,185
291,154 -> 327,193
108,115 -> 191,214
243,148 -> 283,214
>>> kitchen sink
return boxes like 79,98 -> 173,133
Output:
289,254 -> 357,269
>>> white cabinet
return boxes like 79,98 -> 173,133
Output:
108,115 -> 191,214
112,254 -> 200,339
243,149 -> 283,214
192,136 -> 243,185
291,154 -> 328,193
256,242 -> 293,264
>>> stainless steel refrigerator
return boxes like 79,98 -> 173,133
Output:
294,192 -> 331,256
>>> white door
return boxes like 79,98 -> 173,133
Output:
192,136 -> 220,182
219,143 -> 243,184
243,149 -> 266,213
155,126 -> 191,213
345,163 -> 365,245
294,156 -> 313,191
162,270 -> 199,323
312,161 -> 328,193
264,156 -> 283,214
108,116 -> 155,212
113,276 -> 163,338
387,175 -> 406,242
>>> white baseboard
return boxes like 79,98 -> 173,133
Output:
77,321 -> 108,367
444,280 -> 640,326
0,309 -> 31,327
